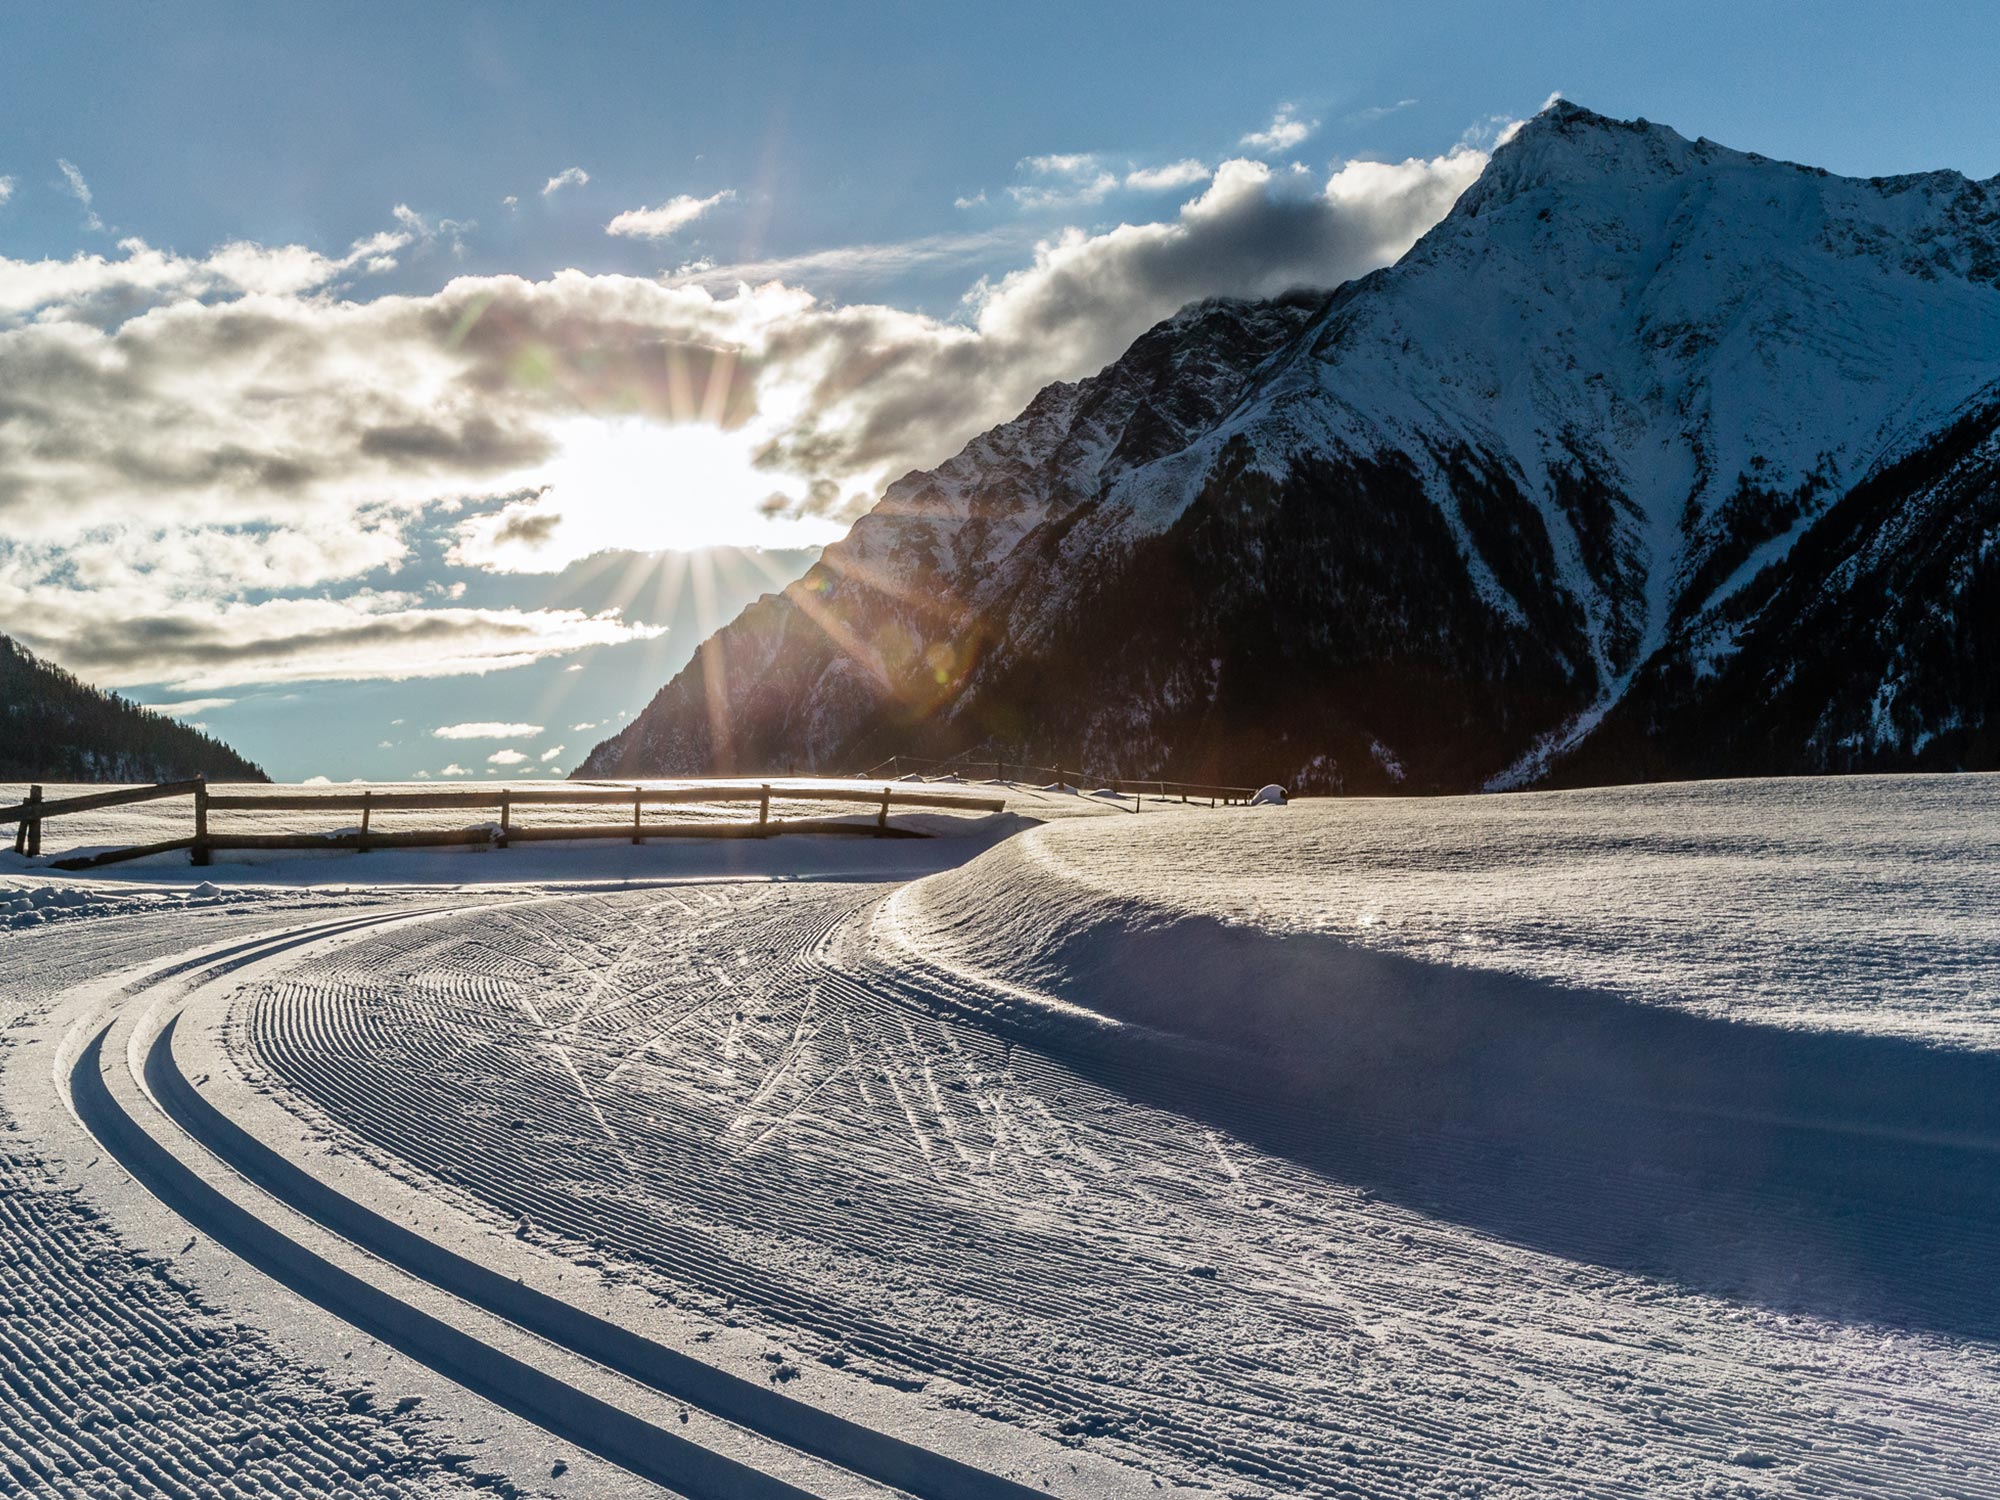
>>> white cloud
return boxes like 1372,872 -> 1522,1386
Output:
671,227 -> 1030,292
953,190 -> 986,210
487,747 -> 529,765
1241,106 -> 1318,154
540,745 -> 565,761
392,203 -> 474,258
0,227 -> 410,327
433,721 -> 544,740
542,166 -> 590,196
606,189 -> 734,240
147,696 -> 236,717
412,768 -> 433,778
57,159 -> 91,205
570,721 -> 598,730
440,763 -> 469,776
1348,98 -> 1419,126
1124,160 -> 1211,192
57,158 -> 104,232
301,774 -> 333,785
0,556 -> 662,690
0,176 -> 14,206
1008,154 -> 1119,211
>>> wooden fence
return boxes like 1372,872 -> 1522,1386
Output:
859,753 -> 1259,808
1,780 -> 1006,872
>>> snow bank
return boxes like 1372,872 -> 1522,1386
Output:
892,774 -> 2000,1049
878,779 -> 2000,1338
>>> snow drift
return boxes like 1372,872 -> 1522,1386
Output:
881,786 -> 2000,1339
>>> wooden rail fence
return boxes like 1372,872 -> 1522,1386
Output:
859,754 -> 1260,809
2,780 -> 1006,872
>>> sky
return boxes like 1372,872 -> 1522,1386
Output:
2,1 -> 1997,781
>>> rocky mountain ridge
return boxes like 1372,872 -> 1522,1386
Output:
581,101 -> 2000,792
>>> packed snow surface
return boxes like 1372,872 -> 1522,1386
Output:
4,774 -> 1999,1497
895,773 -> 2000,1047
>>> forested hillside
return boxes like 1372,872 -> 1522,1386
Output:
0,635 -> 267,783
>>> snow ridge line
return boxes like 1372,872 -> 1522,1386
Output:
76,924 -> 1052,1500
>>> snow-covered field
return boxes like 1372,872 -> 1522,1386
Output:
3,775 -> 1998,1497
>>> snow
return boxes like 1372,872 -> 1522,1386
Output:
4,774 -> 1998,1496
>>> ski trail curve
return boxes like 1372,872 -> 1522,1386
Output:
68,914 -> 1056,1500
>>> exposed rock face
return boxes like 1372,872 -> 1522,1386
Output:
581,102 -> 2000,793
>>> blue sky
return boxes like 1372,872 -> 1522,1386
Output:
3,1 -> 1996,780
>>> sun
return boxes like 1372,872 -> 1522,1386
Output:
508,417 -> 848,565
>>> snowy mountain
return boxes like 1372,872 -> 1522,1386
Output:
0,635 -> 267,783
580,102 -> 2000,792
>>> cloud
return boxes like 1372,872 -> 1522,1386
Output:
486,747 -> 529,765
542,167 -> 590,196
301,774 -> 333,785
390,203 -> 475,260
57,159 -> 91,203
434,720 -> 544,739
0,176 -> 13,206
1008,154 -> 1119,211
502,194 -> 519,210
0,227 -> 411,328
440,762 -> 469,776
0,557 -> 662,690
148,697 -> 236,717
670,227 -> 1032,293
1241,106 -> 1317,154
606,189 -> 734,240
3,145 -> 1484,548
57,159 -> 105,232
1124,160 -> 1211,192
953,190 -> 986,210
540,744 -> 565,761
1348,98 -> 1419,125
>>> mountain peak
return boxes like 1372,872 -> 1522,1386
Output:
583,105 -> 2000,796
1455,97 -> 1702,214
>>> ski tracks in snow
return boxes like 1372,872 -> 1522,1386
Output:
233,879 -> 2000,1500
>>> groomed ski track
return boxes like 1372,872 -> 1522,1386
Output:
46,899 -> 1090,1500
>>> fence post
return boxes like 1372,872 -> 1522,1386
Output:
498,791 -> 511,850
357,791 -> 373,854
192,779 -> 210,867
758,783 -> 771,832
20,784 -> 42,857
632,787 -> 643,844
876,785 -> 890,837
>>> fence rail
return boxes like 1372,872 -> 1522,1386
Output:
2,779 -> 1005,870
858,753 -> 1260,807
